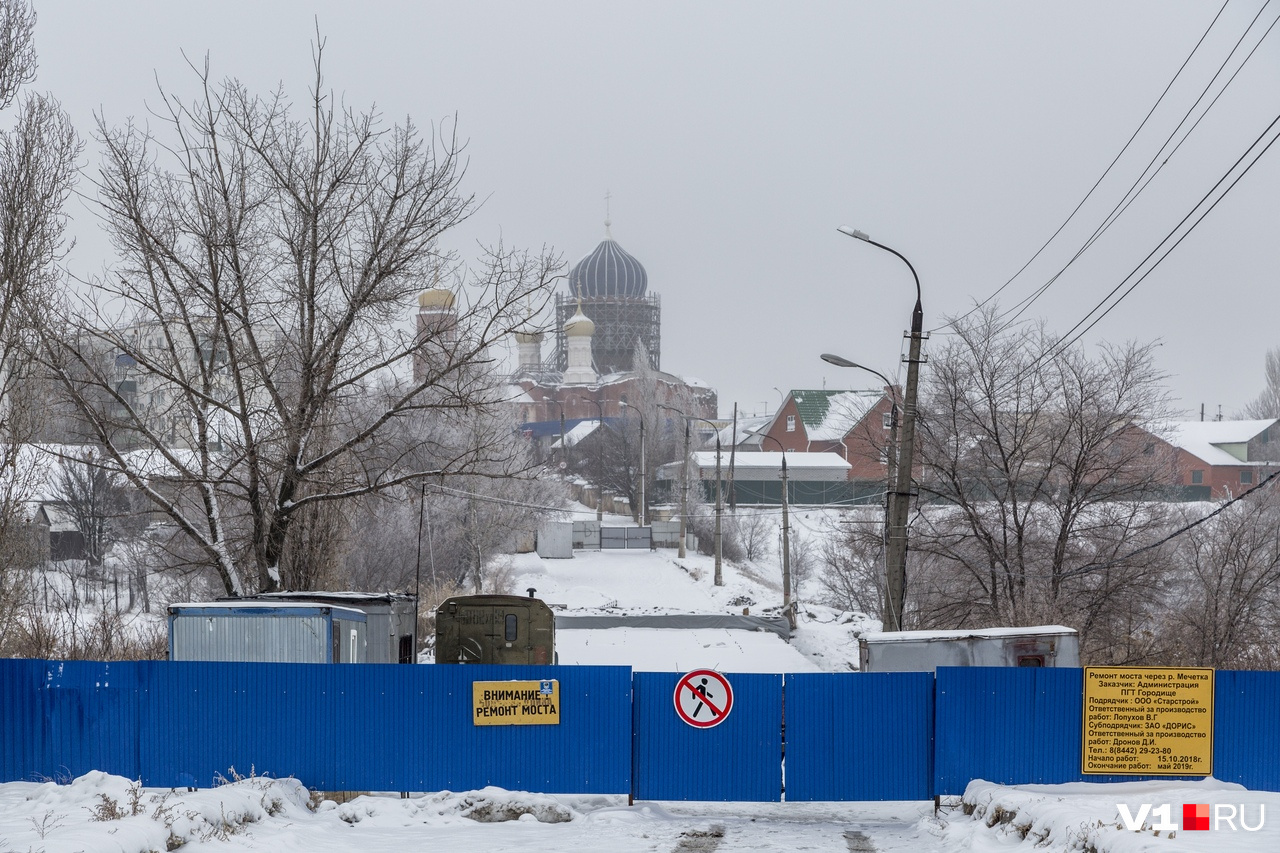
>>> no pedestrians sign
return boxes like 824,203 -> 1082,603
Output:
674,669 -> 734,729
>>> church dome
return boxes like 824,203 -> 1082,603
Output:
563,305 -> 596,337
568,237 -> 648,299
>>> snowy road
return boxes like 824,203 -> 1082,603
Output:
214,800 -> 947,853
0,773 -> 954,853
14,773 -> 1277,851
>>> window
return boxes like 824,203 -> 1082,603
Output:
1143,442 -> 1155,456
504,613 -> 518,643
786,414 -> 796,432
882,412 -> 893,430
880,447 -> 889,466
398,635 -> 414,664
1263,428 -> 1271,444
1017,655 -> 1045,667
1191,470 -> 1203,485
1241,470 -> 1253,485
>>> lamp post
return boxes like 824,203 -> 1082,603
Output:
820,354 -> 899,629
836,226 -> 924,633
590,398 -> 605,522
759,434 -> 794,630
657,403 -> 689,559
689,415 -> 724,586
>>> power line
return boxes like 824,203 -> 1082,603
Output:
1060,465 -> 1280,580
1045,110 -> 1280,358
928,0 -> 1233,335
990,0 -> 1279,333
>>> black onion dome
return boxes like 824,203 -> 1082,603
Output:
568,238 -> 648,299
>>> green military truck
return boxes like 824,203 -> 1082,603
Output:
434,592 -> 556,664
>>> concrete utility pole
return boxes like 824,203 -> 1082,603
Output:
820,355 -> 899,630
760,434 -> 794,629
836,226 -> 925,632
690,415 -> 724,586
658,403 -> 690,558
591,398 -> 605,522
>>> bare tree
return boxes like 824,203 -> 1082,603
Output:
40,39 -> 560,596
0,1 -> 80,647
1159,487 -> 1280,668
906,309 -> 1176,655
1242,346 -> 1280,419
48,450 -> 138,568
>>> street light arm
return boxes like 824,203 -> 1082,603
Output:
837,227 -> 921,308
819,354 -> 893,390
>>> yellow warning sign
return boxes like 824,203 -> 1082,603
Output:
472,679 -> 560,726
1082,667 -> 1213,775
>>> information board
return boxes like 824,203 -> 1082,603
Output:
472,679 -> 560,726
1082,667 -> 1213,775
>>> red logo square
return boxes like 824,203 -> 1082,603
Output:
1183,803 -> 1211,831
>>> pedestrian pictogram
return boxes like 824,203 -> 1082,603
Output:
674,669 -> 733,728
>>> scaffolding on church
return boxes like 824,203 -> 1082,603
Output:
554,293 -> 661,375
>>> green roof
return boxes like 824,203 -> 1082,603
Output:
789,389 -> 884,441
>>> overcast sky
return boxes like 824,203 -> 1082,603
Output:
31,1 -> 1279,420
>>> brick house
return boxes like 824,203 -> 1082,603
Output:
760,388 -> 898,485
1153,419 -> 1280,499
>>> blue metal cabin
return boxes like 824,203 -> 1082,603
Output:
168,602 -> 368,663
225,592 -> 418,663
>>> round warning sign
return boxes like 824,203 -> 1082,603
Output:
673,669 -> 734,728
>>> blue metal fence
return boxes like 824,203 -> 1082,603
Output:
784,671 -> 934,801
0,660 -> 633,794
1213,670 -> 1280,791
631,671 -> 782,801
933,667 -> 1233,795
7,661 -> 1280,800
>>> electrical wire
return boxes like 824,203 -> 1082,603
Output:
1059,465 -> 1280,580
1042,110 -> 1280,360
928,0 -> 1233,335
989,0 -> 1279,333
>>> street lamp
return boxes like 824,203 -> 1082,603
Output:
820,354 -> 899,630
590,398 -> 606,523
758,434 -> 794,630
657,403 -> 689,559
688,414 -> 724,586
836,226 -> 924,633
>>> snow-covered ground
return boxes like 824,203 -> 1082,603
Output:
6,773 -> 1277,852
0,772 -> 942,852
947,778 -> 1278,852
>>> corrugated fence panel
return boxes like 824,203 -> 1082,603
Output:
1214,670 -> 1280,792
785,672 -> 933,801
0,659 -> 46,782
934,667 -> 1203,795
48,661 -> 142,782
632,671 -> 782,801
139,662 -> 632,793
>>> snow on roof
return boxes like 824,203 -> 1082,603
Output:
170,601 -> 368,617
503,386 -> 535,405
716,414 -> 772,447
860,625 -> 1077,643
688,450 -> 851,471
1161,419 -> 1278,467
550,419 -> 603,449
789,389 -> 884,442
